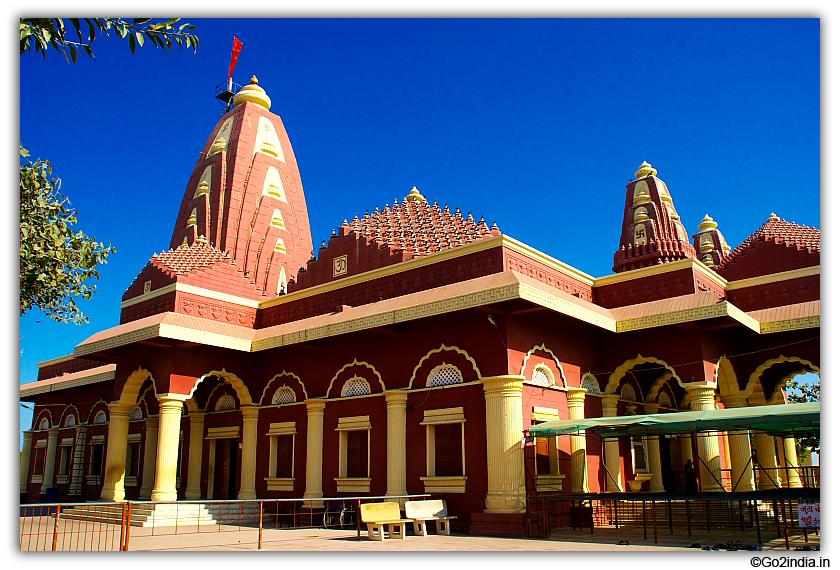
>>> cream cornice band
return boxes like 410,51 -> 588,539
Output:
120,282 -> 262,310
725,266 -> 820,291
74,269 -> 819,360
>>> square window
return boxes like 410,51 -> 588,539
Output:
632,437 -> 649,474
434,423 -> 463,477
275,434 -> 294,479
89,444 -> 104,476
58,446 -> 72,476
345,430 -> 368,478
126,442 -> 141,478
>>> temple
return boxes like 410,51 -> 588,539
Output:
20,77 -> 820,537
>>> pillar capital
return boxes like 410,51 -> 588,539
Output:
601,394 -> 620,416
721,394 -> 747,408
643,402 -> 660,415
47,427 -> 61,437
108,401 -> 132,416
566,387 -> 588,406
625,402 -> 638,415
305,398 -> 326,413
384,390 -> 409,405
686,384 -> 717,411
240,406 -> 260,420
481,375 -> 525,396
188,411 -> 206,422
157,393 -> 189,412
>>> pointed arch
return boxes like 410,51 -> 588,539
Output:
645,372 -> 673,403
58,404 -> 81,428
519,343 -> 567,387
408,344 -> 482,389
260,370 -> 308,405
716,356 -> 740,398
745,355 -> 820,400
183,369 -> 254,408
34,409 -> 54,430
606,355 -> 682,394
117,367 -> 157,408
85,399 -> 110,424
326,359 -> 385,398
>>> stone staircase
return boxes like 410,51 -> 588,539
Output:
59,502 -> 263,528
601,499 -> 783,530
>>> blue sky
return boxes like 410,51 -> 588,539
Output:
18,18 -> 821,437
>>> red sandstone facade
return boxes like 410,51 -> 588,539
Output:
21,78 -> 820,537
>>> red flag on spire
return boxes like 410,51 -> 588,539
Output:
228,37 -> 243,80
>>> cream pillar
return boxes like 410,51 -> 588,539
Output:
481,376 -> 526,513
20,431 -> 34,494
385,391 -> 408,502
566,388 -> 589,493
185,412 -> 206,500
151,395 -> 187,501
643,403 -> 665,493
303,399 -> 326,508
721,395 -> 755,492
68,425 -> 89,496
754,432 -> 779,490
686,384 -> 724,492
100,404 -> 131,501
40,428 -> 60,495
139,417 -> 159,500
238,407 -> 259,500
601,394 -> 623,492
781,437 -> 802,488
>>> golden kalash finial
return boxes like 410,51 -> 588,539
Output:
232,75 -> 272,110
635,161 -> 658,179
698,214 -> 718,231
405,186 -> 426,202
767,212 -> 781,222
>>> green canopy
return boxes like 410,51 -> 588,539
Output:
528,401 -> 820,438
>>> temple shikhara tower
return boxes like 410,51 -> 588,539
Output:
21,78 -> 820,539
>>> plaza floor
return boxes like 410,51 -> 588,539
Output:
122,525 -> 819,552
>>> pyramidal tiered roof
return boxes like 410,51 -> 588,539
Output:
150,241 -> 229,277
718,215 -> 820,272
342,187 -> 499,257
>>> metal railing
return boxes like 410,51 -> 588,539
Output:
20,494 -> 429,551
526,495 -> 819,550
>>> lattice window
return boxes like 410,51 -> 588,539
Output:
581,375 -> 601,394
341,377 -> 371,397
658,391 -> 672,407
215,394 -> 237,412
272,386 -> 296,405
427,364 -> 463,387
531,364 -> 554,387
64,415 -> 76,428
130,406 -> 143,421
38,418 -> 50,430
93,411 -> 107,425
621,383 -> 637,401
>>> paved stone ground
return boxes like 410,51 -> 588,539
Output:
123,525 -> 820,552
21,517 -> 820,552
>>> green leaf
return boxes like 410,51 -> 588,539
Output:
135,31 -> 144,47
133,18 -> 152,25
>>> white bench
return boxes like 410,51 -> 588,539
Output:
405,499 -> 457,536
359,502 -> 413,541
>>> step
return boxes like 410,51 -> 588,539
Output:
59,503 -> 264,528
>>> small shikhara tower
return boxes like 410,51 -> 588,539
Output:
169,76 -> 313,294
613,161 -> 697,272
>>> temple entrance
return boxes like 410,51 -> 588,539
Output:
213,439 -> 239,500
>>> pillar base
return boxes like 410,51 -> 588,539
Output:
469,512 -> 526,538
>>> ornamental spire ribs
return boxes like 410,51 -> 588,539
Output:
167,77 -> 313,297
613,162 -> 697,273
